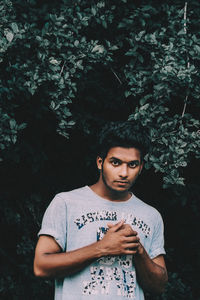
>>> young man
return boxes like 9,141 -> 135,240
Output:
34,121 -> 168,300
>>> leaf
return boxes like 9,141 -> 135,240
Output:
9,119 -> 16,129
50,101 -> 55,109
74,40 -> 79,46
140,104 -> 149,111
102,20 -> 107,28
109,45 -> 119,50
138,55 -> 144,63
177,29 -> 185,35
153,162 -> 161,170
18,123 -> 27,130
5,31 -> 14,42
68,120 -> 75,126
194,45 -> 200,54
180,161 -> 187,167
125,90 -> 131,98
139,94 -> 152,105
91,7 -> 97,16
11,135 -> 17,143
97,1 -> 105,8
176,149 -> 184,155
11,23 -> 19,33
49,58 -> 59,65
91,45 -> 105,53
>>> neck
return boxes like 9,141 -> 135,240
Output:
90,180 -> 132,202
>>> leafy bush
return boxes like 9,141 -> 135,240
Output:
0,0 -> 200,299
1,0 -> 200,186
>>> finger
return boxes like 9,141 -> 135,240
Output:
107,220 -> 124,232
121,227 -> 138,236
125,236 -> 140,243
124,242 -> 140,249
107,223 -> 114,228
124,249 -> 138,255
117,223 -> 137,234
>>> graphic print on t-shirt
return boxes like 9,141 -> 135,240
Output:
74,210 -> 151,298
74,210 -> 151,237
83,226 -> 136,298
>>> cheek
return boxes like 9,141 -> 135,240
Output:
130,170 -> 140,179
103,165 -> 115,178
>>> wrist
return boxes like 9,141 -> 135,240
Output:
95,240 -> 107,258
135,242 -> 144,256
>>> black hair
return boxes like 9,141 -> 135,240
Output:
97,121 -> 150,162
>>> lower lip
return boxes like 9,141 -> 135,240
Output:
115,181 -> 128,186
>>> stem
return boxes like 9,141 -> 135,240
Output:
60,61 -> 66,75
183,2 -> 187,34
111,67 -> 122,84
181,95 -> 188,118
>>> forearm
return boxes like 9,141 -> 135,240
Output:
34,241 -> 103,278
34,222 -> 140,279
134,244 -> 168,294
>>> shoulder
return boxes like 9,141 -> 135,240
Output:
133,195 -> 163,222
43,186 -> 88,215
53,185 -> 88,204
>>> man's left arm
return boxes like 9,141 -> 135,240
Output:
134,243 -> 168,294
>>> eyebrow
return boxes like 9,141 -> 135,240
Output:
109,157 -> 140,164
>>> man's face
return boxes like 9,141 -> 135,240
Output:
97,147 -> 143,193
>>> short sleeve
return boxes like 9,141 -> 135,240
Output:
38,195 -> 67,251
149,212 -> 166,259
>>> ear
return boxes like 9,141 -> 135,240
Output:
139,162 -> 144,174
96,156 -> 103,170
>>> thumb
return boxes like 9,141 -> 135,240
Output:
107,220 -> 124,232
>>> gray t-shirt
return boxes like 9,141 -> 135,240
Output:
38,185 -> 166,300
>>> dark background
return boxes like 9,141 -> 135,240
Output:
1,0 -> 200,299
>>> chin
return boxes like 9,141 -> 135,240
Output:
110,185 -> 130,193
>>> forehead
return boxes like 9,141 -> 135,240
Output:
106,147 -> 141,162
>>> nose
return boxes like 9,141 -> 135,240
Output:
119,164 -> 128,178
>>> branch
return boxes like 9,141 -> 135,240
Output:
183,2 -> 188,34
60,61 -> 66,75
153,130 -> 179,141
111,67 -> 122,84
181,2 -> 190,118
181,94 -> 188,118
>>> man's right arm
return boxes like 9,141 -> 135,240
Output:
33,221 -> 140,278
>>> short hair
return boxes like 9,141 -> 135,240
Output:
97,121 -> 150,162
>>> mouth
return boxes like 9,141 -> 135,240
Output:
115,181 -> 129,185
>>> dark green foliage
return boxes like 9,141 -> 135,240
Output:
0,0 -> 200,299
1,0 -> 200,186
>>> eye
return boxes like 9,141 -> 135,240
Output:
128,161 -> 139,168
111,160 -> 120,166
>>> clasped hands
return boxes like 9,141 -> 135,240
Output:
98,220 -> 143,256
